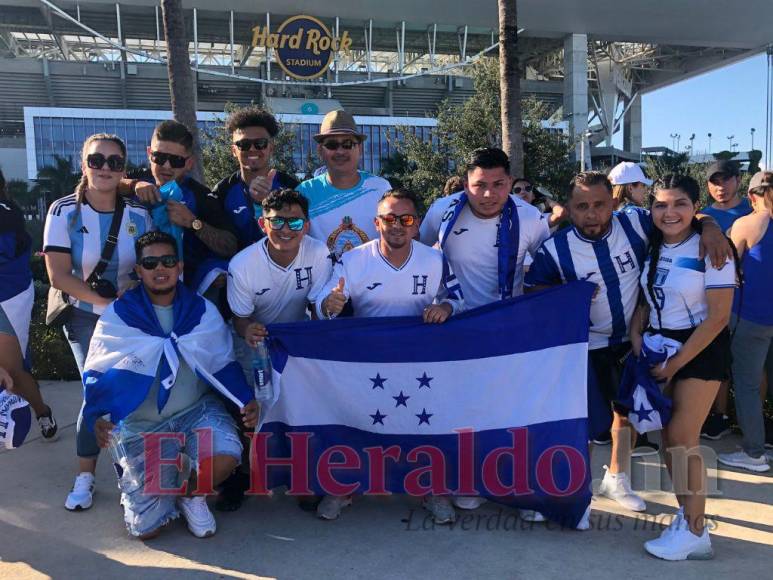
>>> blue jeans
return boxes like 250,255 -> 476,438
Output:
63,308 -> 101,458
731,315 -> 773,458
117,395 -> 242,537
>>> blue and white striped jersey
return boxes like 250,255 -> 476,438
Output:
525,207 -> 652,350
641,232 -> 736,330
43,194 -> 154,315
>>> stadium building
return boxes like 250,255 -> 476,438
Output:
0,0 -> 771,182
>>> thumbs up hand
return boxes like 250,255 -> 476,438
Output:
322,277 -> 347,318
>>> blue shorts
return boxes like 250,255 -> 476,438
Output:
116,394 -> 242,537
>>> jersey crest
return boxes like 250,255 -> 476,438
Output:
327,216 -> 369,257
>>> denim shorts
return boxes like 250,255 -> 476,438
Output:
116,394 -> 243,537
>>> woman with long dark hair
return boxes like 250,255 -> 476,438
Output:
43,134 -> 153,511
630,174 -> 737,560
0,169 -> 57,440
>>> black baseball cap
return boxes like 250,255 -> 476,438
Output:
705,159 -> 740,180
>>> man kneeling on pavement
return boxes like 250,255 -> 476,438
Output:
82,231 -> 258,540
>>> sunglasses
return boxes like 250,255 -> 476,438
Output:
265,216 -> 306,231
150,151 -> 188,169
86,153 -> 126,172
321,139 -> 358,151
378,214 -> 417,227
513,185 -> 533,194
709,174 -> 735,185
234,138 -> 270,151
139,255 -> 179,270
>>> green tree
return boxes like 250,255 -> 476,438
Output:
391,58 -> 575,209
200,103 -> 299,188
35,155 -> 80,202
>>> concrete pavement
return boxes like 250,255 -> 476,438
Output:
1,380 -> 771,580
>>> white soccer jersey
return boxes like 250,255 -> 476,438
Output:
297,171 -> 391,258
420,193 -> 550,308
315,239 -> 463,318
525,207 -> 652,350
227,236 -> 333,324
641,232 -> 736,330
43,194 -> 153,315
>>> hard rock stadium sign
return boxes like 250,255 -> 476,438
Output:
251,15 -> 353,80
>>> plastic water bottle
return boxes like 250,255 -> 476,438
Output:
108,421 -> 141,489
252,339 -> 274,403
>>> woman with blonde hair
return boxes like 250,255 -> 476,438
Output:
609,161 -> 653,211
43,134 -> 153,511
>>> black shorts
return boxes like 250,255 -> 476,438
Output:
586,343 -> 631,438
649,326 -> 732,383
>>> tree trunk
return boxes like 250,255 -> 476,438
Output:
498,0 -> 524,176
161,0 -> 204,182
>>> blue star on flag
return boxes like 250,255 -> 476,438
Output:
369,373 -> 387,390
393,391 -> 410,407
370,409 -> 387,425
416,408 -> 433,425
416,372 -> 433,389
633,404 -> 653,423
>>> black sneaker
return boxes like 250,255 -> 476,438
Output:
592,431 -> 612,445
37,408 -> 58,441
215,471 -> 249,512
632,433 -> 659,457
701,412 -> 732,440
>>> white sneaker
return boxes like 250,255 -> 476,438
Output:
177,496 -> 216,538
65,472 -> 95,511
718,450 -> 770,473
520,509 -> 546,522
576,505 -> 591,530
423,496 -> 457,524
598,466 -> 646,512
644,524 -> 713,561
452,496 -> 487,510
316,495 -> 353,520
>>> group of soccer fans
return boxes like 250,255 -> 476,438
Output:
0,106 -> 771,561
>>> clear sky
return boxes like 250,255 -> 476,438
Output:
641,52 -> 768,159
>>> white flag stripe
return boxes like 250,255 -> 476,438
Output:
266,342 -> 588,435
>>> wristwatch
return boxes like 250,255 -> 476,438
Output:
191,219 -> 203,231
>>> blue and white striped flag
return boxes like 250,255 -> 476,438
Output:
260,282 -> 595,527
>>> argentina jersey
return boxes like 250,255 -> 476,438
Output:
298,171 -> 390,258
641,232 -> 736,330
526,207 -> 651,349
43,194 -> 153,315
315,239 -> 463,318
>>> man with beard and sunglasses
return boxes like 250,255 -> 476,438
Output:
84,231 -> 257,540
313,188 -> 463,522
297,110 -> 391,259
214,107 -> 300,249
119,121 -> 238,295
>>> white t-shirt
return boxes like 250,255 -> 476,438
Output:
43,195 -> 153,315
315,239 -> 463,318
297,171 -> 391,258
420,193 -> 549,308
641,232 -> 736,330
227,236 -> 332,324
525,208 -> 652,350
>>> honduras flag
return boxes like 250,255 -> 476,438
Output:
0,387 -> 31,450
82,282 -> 254,432
260,282 -> 595,527
617,333 -> 679,434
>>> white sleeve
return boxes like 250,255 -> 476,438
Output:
434,254 -> 464,314
307,249 -> 334,307
704,257 -> 737,289
419,200 -> 443,247
526,212 -> 551,257
314,258 -> 350,319
43,205 -> 72,253
226,258 -> 255,318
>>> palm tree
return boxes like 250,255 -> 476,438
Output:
498,0 -> 523,176
161,0 -> 203,182
36,155 -> 81,203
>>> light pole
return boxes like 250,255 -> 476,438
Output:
708,132 -> 712,154
727,135 -> 735,151
751,127 -> 756,151
688,133 -> 696,157
669,133 -> 678,151
675,134 -> 681,152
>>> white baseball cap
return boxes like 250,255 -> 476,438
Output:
608,162 -> 653,186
